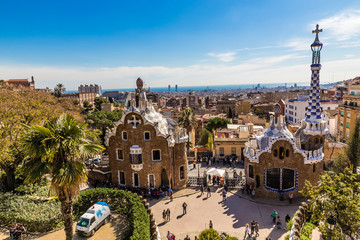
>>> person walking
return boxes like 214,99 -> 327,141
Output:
184,234 -> 190,240
289,193 -> 293,204
244,223 -> 250,239
166,208 -> 171,221
193,161 -> 196,169
182,202 -> 187,215
250,220 -> 256,236
222,189 -> 227,202
170,189 -> 173,201
285,214 -> 291,223
209,220 -> 213,229
255,221 -> 259,237
251,189 -> 256,199
271,210 -> 278,223
162,209 -> 167,222
200,185 -> 204,195
207,186 -> 211,198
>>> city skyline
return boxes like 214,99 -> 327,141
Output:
0,0 -> 360,90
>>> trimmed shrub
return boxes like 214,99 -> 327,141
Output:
199,229 -> 220,240
0,192 -> 61,232
300,222 -> 316,240
73,188 -> 150,240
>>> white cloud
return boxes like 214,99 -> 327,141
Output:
285,38 -> 313,51
345,54 -> 355,58
315,9 -> 360,41
1,55 -> 359,90
208,52 -> 236,62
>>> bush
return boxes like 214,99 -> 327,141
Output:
73,188 -> 150,240
300,222 -> 316,240
199,229 -> 220,240
0,192 -> 61,232
286,218 -> 294,231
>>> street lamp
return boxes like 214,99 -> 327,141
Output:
311,24 -> 323,65
327,216 -> 336,240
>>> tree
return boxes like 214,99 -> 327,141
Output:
53,83 -> 66,98
81,101 -> 93,114
20,114 -> 103,240
206,117 -> 230,132
346,117 -> 360,173
86,110 -> 123,143
0,87 -> 81,190
301,168 -> 360,239
178,108 -> 197,149
94,97 -> 109,111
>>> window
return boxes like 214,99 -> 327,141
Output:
339,130 -> 343,136
265,168 -> 295,191
320,138 -> 323,144
144,132 -> 150,141
180,166 -> 185,180
248,165 -> 254,179
152,150 -> 161,161
148,174 -> 155,188
313,165 -> 316,173
117,149 -> 124,161
279,147 -> 285,159
133,173 -> 139,187
346,132 -> 350,138
118,171 -> 125,185
346,122 -> 350,128
286,149 -> 290,158
315,138 -> 319,144
340,121 -> 343,126
220,147 -> 224,157
122,131 -> 128,140
347,113 -> 351,118
274,149 -> 278,157
90,217 -> 96,225
231,147 -> 236,155
340,111 -> 344,116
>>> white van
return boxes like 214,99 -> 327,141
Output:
76,202 -> 111,236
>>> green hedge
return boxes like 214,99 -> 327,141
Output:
73,188 -> 150,240
0,192 -> 61,232
198,228 -> 238,240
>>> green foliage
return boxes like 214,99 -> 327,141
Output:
206,117 -> 230,132
199,128 -> 212,145
0,183 -> 61,232
331,153 -> 350,173
82,101 -> 93,114
346,117 -> 360,173
301,168 -> 360,239
300,222 -> 316,240
94,97 -> 109,111
73,188 -> 150,240
53,83 -> 66,98
285,234 -> 290,240
199,228 -> 220,240
286,218 -> 294,231
86,110 -> 123,143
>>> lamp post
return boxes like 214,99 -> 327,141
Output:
327,216 -> 336,240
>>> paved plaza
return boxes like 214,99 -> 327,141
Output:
149,186 -> 299,240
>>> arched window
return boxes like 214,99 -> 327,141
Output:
248,165 -> 254,179
313,165 -> 316,173
279,147 -> 285,159
286,149 -> 290,158
274,149 -> 278,157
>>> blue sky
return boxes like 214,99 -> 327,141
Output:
0,0 -> 360,90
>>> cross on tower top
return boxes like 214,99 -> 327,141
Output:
128,115 -> 141,128
312,24 -> 322,41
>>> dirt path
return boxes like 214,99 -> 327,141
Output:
0,214 -> 128,240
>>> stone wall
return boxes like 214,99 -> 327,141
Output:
289,201 -> 311,240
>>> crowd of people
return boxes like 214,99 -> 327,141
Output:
9,223 -> 27,239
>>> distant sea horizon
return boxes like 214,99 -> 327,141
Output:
65,81 -> 322,94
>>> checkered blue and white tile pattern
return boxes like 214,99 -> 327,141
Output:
306,69 -> 322,121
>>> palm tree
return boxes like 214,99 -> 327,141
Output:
21,114 -> 104,240
54,83 -> 66,97
178,108 -> 197,149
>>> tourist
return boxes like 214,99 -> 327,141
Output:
193,161 -> 196,169
271,210 -> 278,223
289,193 -> 293,204
244,223 -> 250,239
250,220 -> 256,235
233,169 -> 237,178
224,184 -> 228,192
209,220 -> 213,229
170,189 -> 173,201
285,214 -> 291,223
184,234 -> 190,240
207,186 -> 211,197
163,209 -> 167,222
166,208 -> 171,221
209,159 -> 212,167
222,189 -> 226,201
194,236 -> 198,240
276,215 -> 282,229
208,174 -> 211,182
255,221 -> 259,237
200,185 -> 204,195
182,202 -> 187,215
240,183 -> 245,194
251,189 -> 256,199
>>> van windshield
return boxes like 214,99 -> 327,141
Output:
77,218 -> 89,227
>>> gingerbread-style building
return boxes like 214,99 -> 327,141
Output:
243,25 -> 328,198
105,78 -> 188,190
